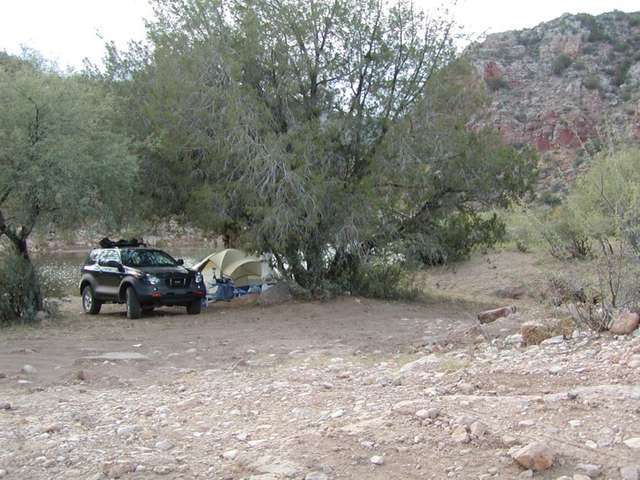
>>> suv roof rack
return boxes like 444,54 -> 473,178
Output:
99,237 -> 147,249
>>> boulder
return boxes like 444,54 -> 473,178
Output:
609,311 -> 640,335
257,283 -> 292,306
477,306 -> 516,324
512,442 -> 555,471
520,322 -> 552,346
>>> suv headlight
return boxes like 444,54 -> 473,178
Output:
194,272 -> 203,284
145,274 -> 161,286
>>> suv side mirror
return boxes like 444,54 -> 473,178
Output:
176,259 -> 184,266
100,259 -> 124,272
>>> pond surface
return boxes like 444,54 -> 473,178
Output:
34,247 -> 214,297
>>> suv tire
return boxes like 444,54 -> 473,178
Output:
126,286 -> 142,319
186,299 -> 202,315
82,285 -> 102,315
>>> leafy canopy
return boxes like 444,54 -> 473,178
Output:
102,0 -> 537,290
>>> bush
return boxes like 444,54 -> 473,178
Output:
552,53 -> 573,75
485,77 -> 509,91
613,61 -> 631,87
0,252 -> 40,326
583,74 -> 601,91
350,263 -> 420,301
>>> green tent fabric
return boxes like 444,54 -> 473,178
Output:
193,248 -> 269,287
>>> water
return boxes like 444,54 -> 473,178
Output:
34,247 -> 214,297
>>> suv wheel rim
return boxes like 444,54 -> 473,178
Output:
83,290 -> 92,311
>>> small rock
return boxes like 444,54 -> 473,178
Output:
575,463 -> 601,478
502,435 -> 520,447
518,470 -> 533,479
370,455 -> 384,465
458,382 -> 475,394
21,364 -> 36,375
470,421 -> 488,437
0,402 -> 10,410
609,311 -> 640,335
0,469 -> 6,478
478,306 -> 516,324
330,409 -> 344,419
116,425 -> 138,436
506,334 -> 524,345
41,423 -> 63,434
451,425 -> 470,444
541,335 -> 565,345
624,438 -> 640,449
222,449 -> 238,460
518,420 -> 535,428
152,465 -> 174,475
305,472 -> 328,480
620,466 -> 640,480
512,442 -> 555,471
573,474 -> 591,480
104,462 -> 136,479
155,439 -> 174,451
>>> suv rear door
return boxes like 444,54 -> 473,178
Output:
96,249 -> 124,299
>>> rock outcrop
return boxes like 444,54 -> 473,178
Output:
468,11 -> 640,197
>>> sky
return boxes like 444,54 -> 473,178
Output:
0,0 -> 638,70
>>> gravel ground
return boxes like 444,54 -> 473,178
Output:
0,296 -> 639,480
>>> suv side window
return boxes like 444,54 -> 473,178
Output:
99,249 -> 121,265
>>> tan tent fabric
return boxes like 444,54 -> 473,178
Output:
194,248 -> 269,287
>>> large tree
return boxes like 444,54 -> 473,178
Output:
102,0 -> 537,290
0,55 -> 137,313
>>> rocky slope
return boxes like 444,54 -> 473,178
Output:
467,10 -> 640,199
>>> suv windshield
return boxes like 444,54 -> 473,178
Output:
121,249 -> 177,268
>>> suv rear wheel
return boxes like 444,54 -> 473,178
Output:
186,299 -> 202,315
126,287 -> 142,319
82,285 -> 102,314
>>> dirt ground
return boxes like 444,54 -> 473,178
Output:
1,256 -> 640,479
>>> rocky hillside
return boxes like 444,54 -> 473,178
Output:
468,10 -> 640,201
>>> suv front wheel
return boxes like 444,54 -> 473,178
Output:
126,286 -> 142,319
82,285 -> 102,315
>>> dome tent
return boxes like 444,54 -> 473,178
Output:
193,248 -> 270,287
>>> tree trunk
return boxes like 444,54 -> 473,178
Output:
14,238 -> 43,312
0,210 -> 43,313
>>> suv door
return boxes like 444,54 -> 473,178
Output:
97,249 -> 124,299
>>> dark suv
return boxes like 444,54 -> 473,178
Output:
79,240 -> 205,319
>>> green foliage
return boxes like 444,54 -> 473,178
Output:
583,73 -> 601,91
485,77 -> 509,91
0,53 -> 137,314
612,61 -> 631,87
576,14 -> 610,42
551,53 -> 572,75
0,251 -> 39,325
98,0 -> 537,294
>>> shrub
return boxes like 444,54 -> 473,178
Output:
350,263 -> 420,301
0,252 -> 40,326
485,77 -> 509,91
552,53 -> 573,75
583,74 -> 601,91
613,61 -> 631,87
539,208 -> 592,260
